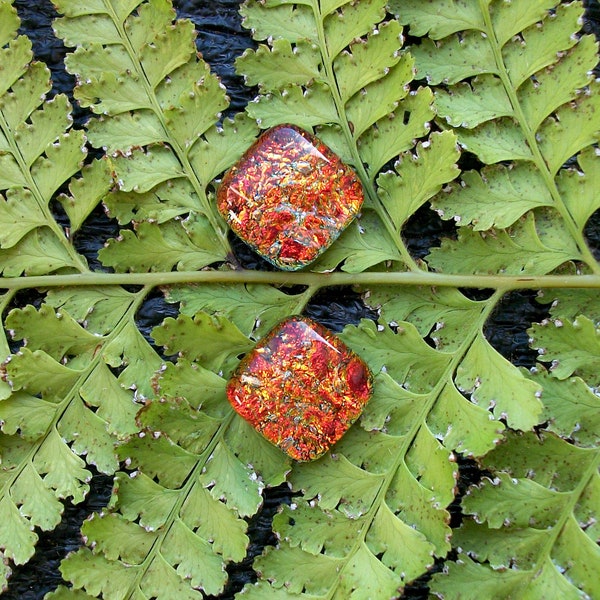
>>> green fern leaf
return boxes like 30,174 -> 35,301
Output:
391,0 -> 485,38
0,393 -> 55,439
240,0 -> 403,138
223,416 -> 291,486
236,0 -> 461,276
376,131 -> 459,232
153,359 -> 227,415
557,146 -> 600,232
432,432 -> 600,599
151,311 -> 252,374
433,163 -> 554,231
359,87 -> 434,181
310,210 -> 402,273
362,284 -> 551,455
60,547 -> 150,599
102,322 -> 162,398
240,1 -> 317,43
529,315 -> 600,383
369,286 -> 483,351
343,54 -> 415,140
247,81 -> 339,131
429,212 -> 581,275
0,494 -> 39,565
6,304 -> 99,360
237,38 -> 322,91
340,319 -> 450,393
103,181 -> 198,225
0,230 -> 84,276
456,334 -> 542,430
394,0 -> 600,277
0,293 -> 14,401
243,315 -> 482,596
433,305 -> 600,595
166,283 -> 306,336
57,314 -> 288,598
45,586 -> 96,600
334,20 -> 403,103
53,0 -> 259,270
0,285 -> 157,582
427,382 -> 504,457
99,217 -> 226,273
0,0 -> 92,276
528,367 -> 600,448
45,286 -> 139,335
5,347 -> 82,397
57,159 -> 112,234
252,418 -> 451,596
537,287 -> 600,327
324,0 -> 387,56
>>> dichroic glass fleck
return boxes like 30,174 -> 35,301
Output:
217,124 -> 364,270
226,316 -> 373,461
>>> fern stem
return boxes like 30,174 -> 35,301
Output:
0,288 -> 17,353
0,288 -> 16,313
99,0 -> 231,256
291,284 -> 320,314
1,270 -> 599,291
478,0 -> 600,276
309,0 -> 420,272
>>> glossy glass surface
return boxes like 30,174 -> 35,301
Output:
226,316 -> 373,461
217,125 -> 364,270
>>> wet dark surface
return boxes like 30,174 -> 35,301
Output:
4,1 -> 599,598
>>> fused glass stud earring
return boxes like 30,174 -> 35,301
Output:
226,316 -> 373,461
217,124 -> 364,270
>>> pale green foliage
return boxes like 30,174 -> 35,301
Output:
0,0 -> 598,598
431,432 -> 600,599
237,0 -> 455,274
53,0 -> 260,271
166,283 -> 309,337
0,0 -> 131,578
393,0 -> 600,277
55,320 -> 289,598
422,309 -> 600,600
0,0 -> 99,277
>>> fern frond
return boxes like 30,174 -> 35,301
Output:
0,0 -> 100,276
309,210 -> 403,273
236,0 -> 459,273
53,0 -> 261,271
240,304 -> 525,596
391,274 -> 600,598
57,313 -> 289,598
244,331 -> 452,595
0,286 -> 158,580
431,211 -> 582,275
431,432 -> 600,598
393,0 -> 600,276
1,0 -> 598,596
0,2 -> 119,583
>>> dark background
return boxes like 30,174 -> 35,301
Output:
4,1 -> 600,598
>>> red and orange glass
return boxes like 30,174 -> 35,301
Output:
217,124 -> 364,270
226,316 -> 373,461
